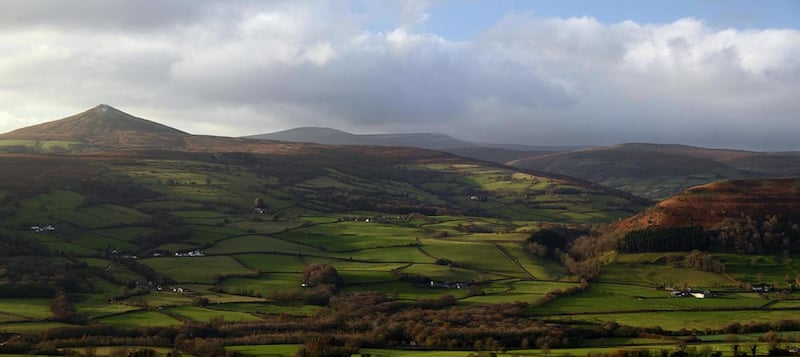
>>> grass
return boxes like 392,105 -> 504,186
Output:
339,281 -> 470,301
601,262 -> 736,288
398,264 -> 481,282
207,235 -> 321,255
0,322 -> 71,333
234,253 -> 308,272
716,253 -> 800,285
97,310 -> 183,328
327,246 -> 436,263
140,256 -> 255,283
460,280 -> 581,305
545,309 -> 800,331
215,303 -> 322,316
74,303 -> 141,319
277,221 -> 423,251
496,242 -> 569,280
95,226 -> 156,242
165,305 -> 262,323
187,225 -> 247,245
421,240 -> 527,277
534,283 -> 766,314
0,299 -> 52,319
225,344 -> 302,357
218,273 -> 305,297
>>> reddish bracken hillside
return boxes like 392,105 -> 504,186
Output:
615,178 -> 800,232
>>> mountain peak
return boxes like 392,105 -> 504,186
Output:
94,103 -> 114,111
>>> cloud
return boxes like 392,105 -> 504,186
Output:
0,2 -> 798,150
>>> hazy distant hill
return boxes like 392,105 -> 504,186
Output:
246,127 -> 475,150
509,143 -> 800,199
246,127 -> 576,163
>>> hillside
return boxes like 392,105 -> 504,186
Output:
509,143 -> 800,199
616,178 -> 800,231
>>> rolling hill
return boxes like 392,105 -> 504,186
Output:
509,143 -> 800,199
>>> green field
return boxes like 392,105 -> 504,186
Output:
97,310 -> 183,328
140,256 -> 255,283
165,305 -> 263,322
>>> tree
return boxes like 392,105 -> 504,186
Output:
50,291 -> 76,321
302,264 -> 341,287
727,334 -> 740,357
540,342 -> 551,357
254,197 -> 265,209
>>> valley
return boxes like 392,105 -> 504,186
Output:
0,107 -> 798,357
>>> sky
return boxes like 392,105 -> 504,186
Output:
0,0 -> 798,150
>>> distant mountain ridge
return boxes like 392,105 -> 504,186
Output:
508,143 -> 800,199
247,127 -> 476,150
245,127 -> 582,164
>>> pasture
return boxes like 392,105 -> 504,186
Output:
533,283 -> 767,314
164,305 -> 263,322
140,256 -> 255,283
97,310 -> 183,328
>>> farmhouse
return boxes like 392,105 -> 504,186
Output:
669,288 -> 714,299
174,249 -> 205,257
417,280 -> 466,289
751,283 -> 774,292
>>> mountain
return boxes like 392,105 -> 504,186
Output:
0,104 -> 188,148
509,143 -> 800,199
